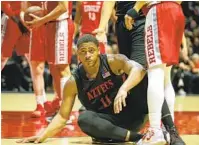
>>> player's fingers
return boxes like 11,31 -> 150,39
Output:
34,138 -> 41,144
127,19 -> 132,30
114,99 -> 118,113
122,96 -> 126,107
29,13 -> 39,19
21,138 -> 29,143
124,16 -> 131,30
124,17 -> 129,29
114,98 -> 119,114
118,96 -> 122,113
16,139 -> 23,143
25,21 -> 33,25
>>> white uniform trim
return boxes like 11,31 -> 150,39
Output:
55,19 -> 68,64
1,14 -> 9,46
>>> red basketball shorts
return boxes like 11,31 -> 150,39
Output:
145,2 -> 185,68
1,14 -> 29,57
45,19 -> 74,64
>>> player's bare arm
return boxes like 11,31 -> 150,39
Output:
74,2 -> 82,38
108,54 -> 145,92
20,2 -> 30,28
26,1 -> 68,28
93,1 -> 115,35
181,33 -> 189,61
107,54 -> 146,114
16,76 -> 78,144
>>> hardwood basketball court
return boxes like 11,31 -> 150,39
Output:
1,93 -> 199,145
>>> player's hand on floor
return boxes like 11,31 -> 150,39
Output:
124,14 -> 134,30
16,136 -> 43,144
114,88 -> 127,114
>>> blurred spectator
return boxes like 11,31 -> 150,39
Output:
193,37 -> 199,54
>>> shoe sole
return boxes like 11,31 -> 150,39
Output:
137,140 -> 166,145
151,140 -> 167,145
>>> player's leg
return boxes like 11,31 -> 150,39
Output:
48,64 -> 71,111
141,2 -> 185,145
28,27 -> 49,117
28,59 -> 46,117
164,66 -> 175,120
78,110 -> 143,143
45,18 -> 74,114
140,4 -> 168,144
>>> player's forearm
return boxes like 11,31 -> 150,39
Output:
120,67 -> 146,92
74,22 -> 80,38
20,2 -> 29,23
98,1 -> 115,30
133,1 -> 146,12
41,2 -> 68,24
39,113 -> 67,142
182,33 -> 188,51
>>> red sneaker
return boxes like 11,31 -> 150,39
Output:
52,97 -> 61,111
31,104 -> 45,118
44,101 -> 54,116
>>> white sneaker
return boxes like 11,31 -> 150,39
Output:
137,127 -> 166,145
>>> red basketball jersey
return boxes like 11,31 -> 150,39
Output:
80,1 -> 103,34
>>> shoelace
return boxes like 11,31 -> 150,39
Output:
142,129 -> 155,141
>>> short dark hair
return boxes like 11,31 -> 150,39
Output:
77,34 -> 99,49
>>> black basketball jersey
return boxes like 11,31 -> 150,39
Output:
73,55 -> 127,114
115,1 -> 145,19
73,55 -> 149,117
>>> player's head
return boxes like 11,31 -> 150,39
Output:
77,34 -> 100,67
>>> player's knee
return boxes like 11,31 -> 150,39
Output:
60,66 -> 71,77
31,63 -> 44,75
78,111 -> 95,131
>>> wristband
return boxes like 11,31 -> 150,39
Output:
126,9 -> 139,19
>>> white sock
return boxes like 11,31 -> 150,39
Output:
147,67 -> 165,129
42,90 -> 47,103
36,95 -> 44,105
164,82 -> 175,121
60,76 -> 70,99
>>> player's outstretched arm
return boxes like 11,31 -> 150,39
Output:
93,1 -> 115,34
16,76 -> 78,144
108,54 -> 146,114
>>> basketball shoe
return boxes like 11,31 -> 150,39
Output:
137,127 -> 166,145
